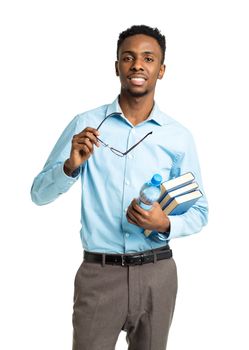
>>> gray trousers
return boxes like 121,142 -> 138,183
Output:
72,256 -> 177,350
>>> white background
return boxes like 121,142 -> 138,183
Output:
1,0 -> 248,349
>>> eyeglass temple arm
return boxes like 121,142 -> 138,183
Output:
96,112 -> 122,130
122,131 -> 153,155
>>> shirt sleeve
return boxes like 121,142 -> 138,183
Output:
167,130 -> 208,239
30,115 -> 81,205
163,132 -> 208,240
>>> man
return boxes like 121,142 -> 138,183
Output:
31,25 -> 208,350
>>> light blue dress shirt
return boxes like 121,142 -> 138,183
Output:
31,97 -> 208,254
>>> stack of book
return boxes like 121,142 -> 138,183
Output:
144,172 -> 202,237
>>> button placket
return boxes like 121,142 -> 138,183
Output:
121,127 -> 139,242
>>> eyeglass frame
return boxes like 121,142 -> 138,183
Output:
96,112 -> 153,157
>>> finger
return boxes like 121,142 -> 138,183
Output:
126,211 -> 138,226
127,206 -> 146,225
75,128 -> 100,144
82,137 -> 94,153
83,127 -> 100,137
74,137 -> 94,155
85,131 -> 100,146
131,199 -> 149,216
126,209 -> 137,223
79,131 -> 100,147
74,135 -> 98,149
127,217 -> 137,226
79,145 -> 90,156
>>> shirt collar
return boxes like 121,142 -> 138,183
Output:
105,96 -> 172,126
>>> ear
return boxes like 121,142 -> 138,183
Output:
158,64 -> 166,80
115,61 -> 119,76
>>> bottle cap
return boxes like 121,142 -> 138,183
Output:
151,173 -> 162,186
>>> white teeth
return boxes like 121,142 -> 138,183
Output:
130,77 -> 145,81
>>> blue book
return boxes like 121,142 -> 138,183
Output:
144,172 -> 201,238
160,182 -> 199,209
159,172 -> 195,202
163,190 -> 202,215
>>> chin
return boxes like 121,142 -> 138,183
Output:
127,89 -> 149,98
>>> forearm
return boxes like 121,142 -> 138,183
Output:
30,115 -> 84,205
31,162 -> 79,205
168,199 -> 208,239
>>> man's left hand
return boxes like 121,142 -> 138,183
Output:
126,199 -> 170,232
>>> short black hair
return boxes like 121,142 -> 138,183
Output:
117,25 -> 166,64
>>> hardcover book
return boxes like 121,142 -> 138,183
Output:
160,182 -> 199,209
159,172 -> 195,200
143,172 -> 202,237
162,189 -> 202,215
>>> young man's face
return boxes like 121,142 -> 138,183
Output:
116,34 -> 165,98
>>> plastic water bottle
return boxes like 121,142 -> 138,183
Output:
137,174 -> 162,210
138,174 -> 169,242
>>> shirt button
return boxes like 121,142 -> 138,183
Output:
125,233 -> 130,238
127,154 -> 133,159
124,207 -> 128,213
125,180 -> 130,186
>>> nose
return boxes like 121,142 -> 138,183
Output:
130,58 -> 144,71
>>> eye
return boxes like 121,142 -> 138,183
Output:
144,57 -> 154,62
123,55 -> 134,62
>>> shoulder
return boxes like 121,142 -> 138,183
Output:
72,104 -> 109,133
160,110 -> 194,140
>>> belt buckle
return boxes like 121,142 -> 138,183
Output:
124,253 -> 144,266
135,253 -> 144,265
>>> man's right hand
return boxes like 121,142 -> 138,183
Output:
64,127 -> 100,176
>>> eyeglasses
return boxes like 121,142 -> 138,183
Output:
96,112 -> 153,157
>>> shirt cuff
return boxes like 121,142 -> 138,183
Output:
54,162 -> 80,191
71,167 -> 81,178
167,215 -> 186,239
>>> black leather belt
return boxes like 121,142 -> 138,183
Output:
84,245 -> 172,266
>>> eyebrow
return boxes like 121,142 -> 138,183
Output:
121,50 -> 155,55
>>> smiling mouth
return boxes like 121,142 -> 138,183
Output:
128,77 -> 146,86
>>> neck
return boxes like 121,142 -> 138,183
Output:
119,91 -> 155,126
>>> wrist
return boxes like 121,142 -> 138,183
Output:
158,215 -> 170,233
63,159 -> 78,177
